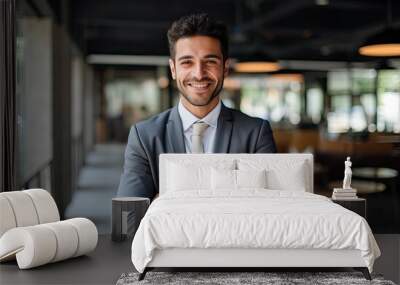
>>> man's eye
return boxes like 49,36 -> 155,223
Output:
180,61 -> 191,65
206,60 -> 217,64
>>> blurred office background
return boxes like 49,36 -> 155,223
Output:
1,0 -> 400,237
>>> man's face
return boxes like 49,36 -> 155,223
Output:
169,36 -> 229,107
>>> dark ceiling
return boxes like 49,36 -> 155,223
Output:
62,0 -> 400,61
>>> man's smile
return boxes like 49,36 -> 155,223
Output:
186,81 -> 213,92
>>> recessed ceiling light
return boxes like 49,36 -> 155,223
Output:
315,0 -> 329,6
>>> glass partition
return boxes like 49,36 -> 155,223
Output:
377,70 -> 400,133
239,76 -> 303,124
104,70 -> 161,141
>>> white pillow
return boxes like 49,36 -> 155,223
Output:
237,169 -> 267,189
237,159 -> 308,191
211,169 -> 267,190
266,162 -> 306,191
211,168 -> 236,190
167,160 -> 235,192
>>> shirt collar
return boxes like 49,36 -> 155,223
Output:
178,99 -> 221,131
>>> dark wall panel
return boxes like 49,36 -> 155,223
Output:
52,22 -> 72,215
0,0 -> 17,192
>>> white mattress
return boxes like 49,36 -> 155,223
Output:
131,190 -> 380,273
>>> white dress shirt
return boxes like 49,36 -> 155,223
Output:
178,99 -> 221,153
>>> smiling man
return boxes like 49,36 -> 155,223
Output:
117,14 -> 276,198
170,35 -> 226,119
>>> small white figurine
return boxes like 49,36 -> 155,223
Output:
342,157 -> 352,190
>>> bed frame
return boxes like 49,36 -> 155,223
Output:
139,248 -> 371,280
138,154 -> 372,281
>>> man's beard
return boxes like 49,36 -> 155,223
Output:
177,77 -> 224,107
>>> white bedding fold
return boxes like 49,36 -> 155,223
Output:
131,190 -> 380,273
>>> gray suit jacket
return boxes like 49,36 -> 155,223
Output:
117,104 -> 276,198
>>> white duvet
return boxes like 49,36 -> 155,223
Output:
131,190 -> 380,273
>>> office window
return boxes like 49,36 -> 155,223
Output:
352,69 -> 377,131
240,76 -> 303,124
327,69 -> 377,133
328,95 -> 351,133
104,70 -> 161,141
16,16 -> 53,189
352,69 -> 376,94
306,87 -> 324,124
377,70 -> 400,133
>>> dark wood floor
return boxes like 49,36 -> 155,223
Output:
0,234 -> 398,284
64,143 -> 125,234
0,235 -> 133,285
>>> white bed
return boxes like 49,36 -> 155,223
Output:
131,154 -> 380,280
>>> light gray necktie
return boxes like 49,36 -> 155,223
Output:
191,121 -> 209,154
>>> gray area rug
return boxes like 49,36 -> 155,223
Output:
116,271 -> 396,285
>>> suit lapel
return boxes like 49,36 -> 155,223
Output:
213,103 -> 233,153
166,106 -> 186,153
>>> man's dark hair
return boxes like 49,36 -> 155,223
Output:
167,13 -> 229,61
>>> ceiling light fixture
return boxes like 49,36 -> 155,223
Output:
234,61 -> 281,73
270,73 -> 304,82
234,52 -> 281,73
359,0 -> 400,57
